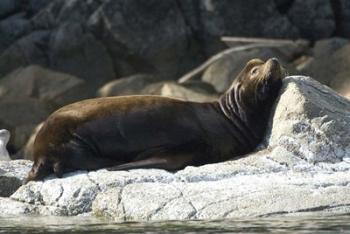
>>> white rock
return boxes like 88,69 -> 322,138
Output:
0,129 -> 10,161
1,76 -> 350,220
0,160 -> 32,197
267,76 -> 350,164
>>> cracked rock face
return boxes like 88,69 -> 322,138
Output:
267,76 -> 350,163
1,76 -> 350,220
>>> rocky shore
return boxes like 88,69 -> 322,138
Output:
0,0 -> 350,222
0,1 -> 349,159
1,76 -> 349,220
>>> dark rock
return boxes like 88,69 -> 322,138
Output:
274,0 -> 294,13
87,0 -> 201,79
337,0 -> 350,37
48,22 -> 116,91
26,0 -> 52,16
287,0 -> 335,39
197,0 -> 299,39
0,0 -> 21,18
0,31 -> 50,78
0,22 -> 115,94
31,0 -> 103,30
0,13 -> 32,53
177,0 -> 301,56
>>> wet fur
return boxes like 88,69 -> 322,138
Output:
26,58 -> 284,183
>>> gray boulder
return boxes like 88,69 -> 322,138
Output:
1,76 -> 350,219
300,38 -> 349,85
142,82 -> 218,102
301,38 -> 350,99
0,65 -> 84,156
312,38 -> 349,59
0,65 -> 86,108
327,45 -> 350,99
97,74 -> 157,97
22,123 -> 43,161
267,76 -> 350,163
201,45 -> 304,93
180,80 -> 217,95
0,160 -> 32,197
0,129 -> 10,161
0,97 -> 50,155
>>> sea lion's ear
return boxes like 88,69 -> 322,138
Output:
244,59 -> 265,79
247,58 -> 264,66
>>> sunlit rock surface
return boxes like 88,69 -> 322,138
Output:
1,76 -> 350,220
0,160 -> 31,197
0,129 -> 10,161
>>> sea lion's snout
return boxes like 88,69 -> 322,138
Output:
263,57 -> 283,82
268,57 -> 279,65
240,57 -> 284,104
265,57 -> 280,69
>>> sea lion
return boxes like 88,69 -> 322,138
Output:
25,58 -> 284,183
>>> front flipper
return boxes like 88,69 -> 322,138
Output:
107,153 -> 195,171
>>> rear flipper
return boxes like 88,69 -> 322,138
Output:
24,155 -> 124,184
107,153 -> 195,171
24,159 -> 52,184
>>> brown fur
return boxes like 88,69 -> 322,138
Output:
25,58 -> 284,183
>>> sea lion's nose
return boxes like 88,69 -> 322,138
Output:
269,57 -> 279,65
264,58 -> 282,81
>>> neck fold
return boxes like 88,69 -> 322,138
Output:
218,84 -> 260,147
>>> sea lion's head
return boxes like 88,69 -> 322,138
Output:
232,58 -> 285,110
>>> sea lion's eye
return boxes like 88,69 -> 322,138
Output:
251,67 -> 259,76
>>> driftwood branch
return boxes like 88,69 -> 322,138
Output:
221,37 -> 297,46
178,43 -> 284,84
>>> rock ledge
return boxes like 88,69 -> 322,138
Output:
1,76 -> 349,220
